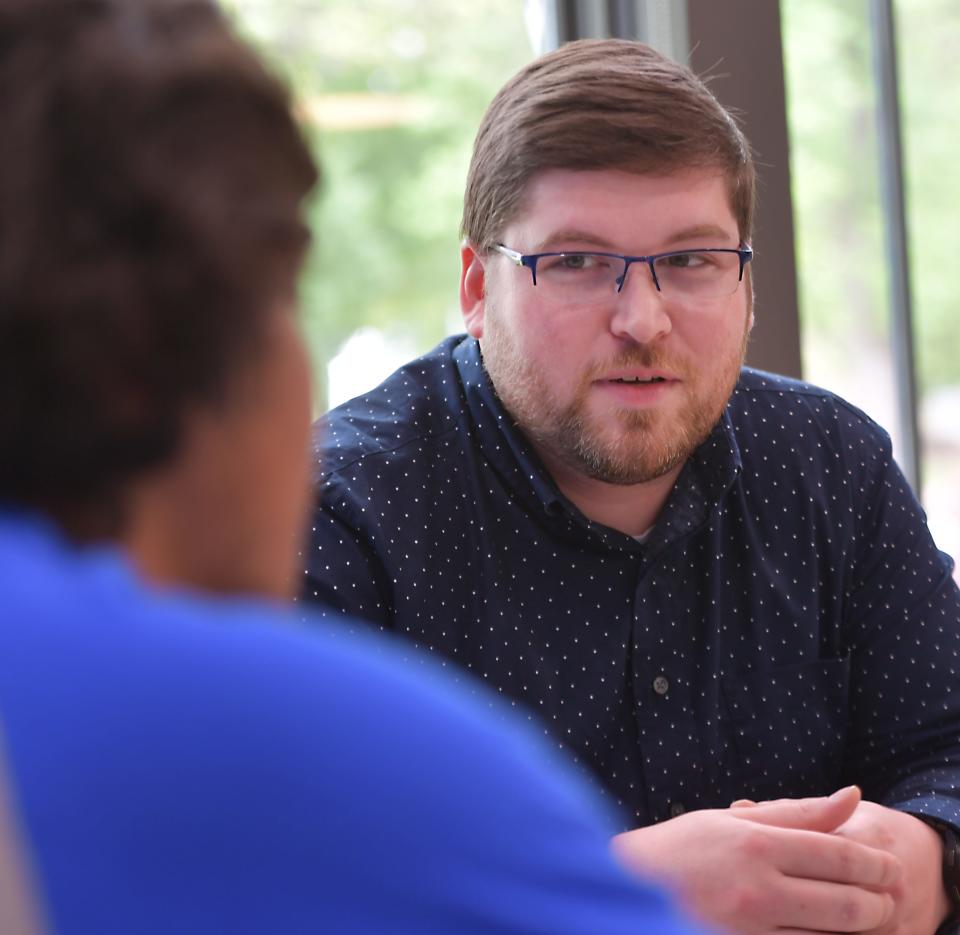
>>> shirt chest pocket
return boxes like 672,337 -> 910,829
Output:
719,655 -> 851,803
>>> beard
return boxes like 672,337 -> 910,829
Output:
480,319 -> 748,486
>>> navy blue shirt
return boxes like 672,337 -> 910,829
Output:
0,510 -> 705,934
304,335 -> 960,831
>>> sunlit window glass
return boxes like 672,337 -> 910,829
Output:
782,0 -> 960,576
224,0 -> 534,410
898,0 -> 960,577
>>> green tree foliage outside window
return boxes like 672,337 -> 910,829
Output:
783,0 -> 960,395
224,0 -> 533,410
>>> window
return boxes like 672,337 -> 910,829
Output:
225,0 -> 534,409
782,0 -> 960,571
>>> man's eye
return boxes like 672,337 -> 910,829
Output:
663,253 -> 702,269
559,254 -> 595,270
549,254 -> 614,272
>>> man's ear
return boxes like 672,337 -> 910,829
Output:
459,241 -> 486,338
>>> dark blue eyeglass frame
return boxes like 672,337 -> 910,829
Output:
491,243 -> 754,293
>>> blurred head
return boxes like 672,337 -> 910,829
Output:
461,38 -> 755,251
0,0 -> 318,597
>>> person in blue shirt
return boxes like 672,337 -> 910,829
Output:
303,38 -> 960,935
0,2 -> 758,932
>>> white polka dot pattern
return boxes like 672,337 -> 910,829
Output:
302,335 -> 960,832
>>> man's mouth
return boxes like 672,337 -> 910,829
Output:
609,376 -> 667,384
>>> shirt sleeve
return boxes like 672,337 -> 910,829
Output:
300,474 -> 394,630
840,421 -> 960,828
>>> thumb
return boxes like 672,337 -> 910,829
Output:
730,785 -> 861,832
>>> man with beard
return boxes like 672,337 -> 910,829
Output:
304,39 -> 960,935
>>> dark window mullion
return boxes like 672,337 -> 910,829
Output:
868,0 -> 922,492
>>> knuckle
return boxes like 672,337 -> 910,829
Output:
833,840 -> 855,878
837,895 -> 864,928
846,891 -> 895,931
738,826 -> 771,860
883,852 -> 905,890
724,882 -> 764,919
794,797 -> 814,821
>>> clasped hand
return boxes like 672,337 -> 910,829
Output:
612,786 -> 948,935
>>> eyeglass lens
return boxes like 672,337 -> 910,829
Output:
531,251 -> 743,302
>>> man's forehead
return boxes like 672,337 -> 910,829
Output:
504,167 -> 740,250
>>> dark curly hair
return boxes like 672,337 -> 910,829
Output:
0,0 -> 317,531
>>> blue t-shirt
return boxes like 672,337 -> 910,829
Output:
0,511 -> 706,934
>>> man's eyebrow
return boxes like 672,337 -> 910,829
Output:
531,230 -> 618,252
661,224 -> 739,246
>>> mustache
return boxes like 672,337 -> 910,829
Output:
583,345 -> 688,380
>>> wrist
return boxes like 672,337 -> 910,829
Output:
909,815 -> 960,933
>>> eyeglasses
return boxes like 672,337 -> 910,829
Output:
490,243 -> 753,304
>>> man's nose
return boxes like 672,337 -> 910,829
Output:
608,260 -> 673,344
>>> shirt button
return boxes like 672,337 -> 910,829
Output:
669,802 -> 686,818
652,675 -> 669,695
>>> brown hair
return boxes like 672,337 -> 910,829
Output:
461,38 -> 754,249
0,0 -> 317,526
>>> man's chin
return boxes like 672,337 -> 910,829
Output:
577,448 -> 689,486
566,407 -> 718,485
564,428 -> 692,486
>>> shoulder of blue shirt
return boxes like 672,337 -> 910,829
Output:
0,515 -> 708,934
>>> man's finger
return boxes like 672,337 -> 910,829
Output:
776,877 -> 895,932
772,826 -> 902,889
730,785 -> 861,832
